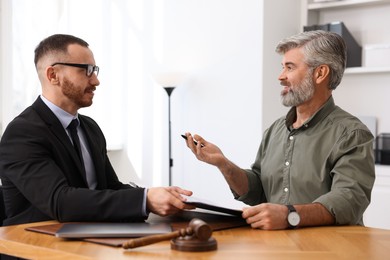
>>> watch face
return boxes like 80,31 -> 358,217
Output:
288,211 -> 300,226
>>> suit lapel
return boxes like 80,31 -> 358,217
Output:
31,97 -> 88,185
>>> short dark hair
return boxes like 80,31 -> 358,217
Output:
34,34 -> 89,67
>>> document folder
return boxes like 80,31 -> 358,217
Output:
183,195 -> 243,217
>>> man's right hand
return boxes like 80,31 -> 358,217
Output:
182,132 -> 227,168
146,186 -> 195,216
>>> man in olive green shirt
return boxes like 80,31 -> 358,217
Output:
183,30 -> 375,230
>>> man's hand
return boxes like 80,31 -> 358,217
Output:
182,132 -> 250,197
183,132 -> 226,168
242,203 -> 289,230
146,186 -> 195,216
242,202 -> 335,230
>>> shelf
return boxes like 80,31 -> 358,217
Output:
308,0 -> 390,10
344,66 -> 390,74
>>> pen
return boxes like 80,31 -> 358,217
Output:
181,134 -> 205,147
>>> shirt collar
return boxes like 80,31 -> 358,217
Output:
285,96 -> 336,130
40,95 -> 78,129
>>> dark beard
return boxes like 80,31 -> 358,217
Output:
61,77 -> 94,108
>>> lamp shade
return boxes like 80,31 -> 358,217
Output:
152,72 -> 186,87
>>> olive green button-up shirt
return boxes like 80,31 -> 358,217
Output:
237,96 -> 375,225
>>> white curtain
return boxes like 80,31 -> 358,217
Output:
1,0 -> 173,185
0,0 -> 151,150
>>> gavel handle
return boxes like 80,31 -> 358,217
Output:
123,229 -> 189,249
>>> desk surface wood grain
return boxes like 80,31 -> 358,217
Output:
1,220 -> 390,259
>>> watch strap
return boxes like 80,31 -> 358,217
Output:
287,204 -> 296,213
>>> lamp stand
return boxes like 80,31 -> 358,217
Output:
164,87 -> 175,186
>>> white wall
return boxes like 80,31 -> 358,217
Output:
109,0 -> 265,208
166,0 -> 264,208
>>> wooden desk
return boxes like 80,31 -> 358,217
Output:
1,221 -> 390,259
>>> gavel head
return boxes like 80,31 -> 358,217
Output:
188,218 -> 212,241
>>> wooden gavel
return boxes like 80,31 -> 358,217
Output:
122,218 -> 213,249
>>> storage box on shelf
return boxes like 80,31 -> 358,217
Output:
302,0 -> 390,73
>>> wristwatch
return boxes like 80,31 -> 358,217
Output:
286,204 -> 300,228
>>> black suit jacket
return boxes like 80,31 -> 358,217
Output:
0,97 -> 146,226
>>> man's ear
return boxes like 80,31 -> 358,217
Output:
46,66 -> 59,85
314,65 -> 330,84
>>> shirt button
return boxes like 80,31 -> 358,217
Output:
289,136 -> 294,140
284,187 -> 289,192
285,161 -> 290,166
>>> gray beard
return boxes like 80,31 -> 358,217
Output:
281,74 -> 315,107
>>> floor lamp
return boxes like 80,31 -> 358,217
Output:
154,71 -> 185,186
163,86 -> 175,186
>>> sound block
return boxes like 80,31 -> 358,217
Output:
171,236 -> 217,252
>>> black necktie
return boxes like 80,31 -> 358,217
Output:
67,119 -> 85,170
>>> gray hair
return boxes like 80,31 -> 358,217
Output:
275,30 -> 346,90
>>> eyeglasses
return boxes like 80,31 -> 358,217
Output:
51,62 -> 99,77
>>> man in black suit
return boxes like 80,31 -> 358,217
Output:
0,34 -> 194,226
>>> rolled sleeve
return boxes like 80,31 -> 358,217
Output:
314,129 -> 375,225
233,168 -> 266,206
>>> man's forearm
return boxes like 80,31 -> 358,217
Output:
295,203 -> 335,228
217,159 -> 249,196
